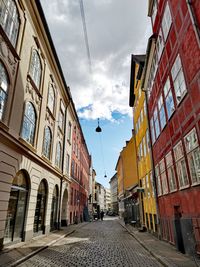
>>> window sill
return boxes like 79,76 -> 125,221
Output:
191,182 -> 200,187
19,137 -> 37,153
41,155 -> 52,165
179,184 -> 190,190
0,120 -> 9,131
169,188 -> 177,193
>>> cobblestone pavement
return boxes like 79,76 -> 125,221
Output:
18,218 -> 163,267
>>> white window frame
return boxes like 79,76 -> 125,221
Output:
155,164 -> 162,196
166,151 -> 177,192
173,141 -> 189,189
154,107 -> 160,139
171,54 -> 187,105
164,77 -> 175,119
184,128 -> 200,185
161,2 -> 172,41
158,93 -> 166,130
159,159 -> 168,195
0,61 -> 9,120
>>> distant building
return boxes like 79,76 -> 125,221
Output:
109,174 -> 118,214
115,133 -> 139,222
104,188 -> 111,212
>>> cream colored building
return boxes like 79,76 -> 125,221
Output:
0,0 -> 80,248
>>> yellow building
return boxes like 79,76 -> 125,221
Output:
129,54 -> 157,233
116,133 -> 139,222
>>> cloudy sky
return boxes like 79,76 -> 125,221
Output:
40,0 -> 151,187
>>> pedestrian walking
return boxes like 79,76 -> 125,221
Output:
100,210 -> 104,221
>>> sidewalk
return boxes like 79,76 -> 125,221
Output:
120,221 -> 198,267
0,222 -> 88,267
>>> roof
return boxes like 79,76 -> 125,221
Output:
129,54 -> 145,107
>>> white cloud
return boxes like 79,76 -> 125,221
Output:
40,0 -> 150,121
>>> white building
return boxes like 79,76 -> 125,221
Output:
109,173 -> 118,214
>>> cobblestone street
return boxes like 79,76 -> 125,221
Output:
18,218 -> 162,267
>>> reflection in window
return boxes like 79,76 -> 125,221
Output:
0,61 -> 9,120
29,49 -> 41,88
171,54 -> 187,104
21,102 -> 36,145
164,77 -> 175,119
55,142 -> 62,169
47,84 -> 55,114
0,0 -> 19,47
43,127 -> 52,159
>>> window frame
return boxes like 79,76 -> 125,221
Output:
159,158 -> 169,195
29,49 -> 42,90
43,126 -> 52,160
158,93 -> 166,130
55,141 -> 62,169
0,61 -> 9,121
164,77 -> 175,119
155,164 -> 162,196
161,1 -> 172,41
47,84 -> 55,115
165,151 -> 177,192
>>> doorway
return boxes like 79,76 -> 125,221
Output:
50,185 -> 59,231
174,205 -> 185,253
33,180 -> 47,234
4,171 -> 29,244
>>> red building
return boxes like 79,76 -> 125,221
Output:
145,0 -> 200,255
69,121 -> 90,224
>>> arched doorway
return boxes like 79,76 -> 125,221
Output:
61,188 -> 68,226
50,185 -> 59,231
4,170 -> 29,244
33,179 -> 47,234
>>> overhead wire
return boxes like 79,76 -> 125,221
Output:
79,0 -> 92,74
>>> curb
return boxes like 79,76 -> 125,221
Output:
119,222 -> 170,267
8,222 -> 89,267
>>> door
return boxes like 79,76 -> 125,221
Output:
4,171 -> 28,244
174,206 -> 185,253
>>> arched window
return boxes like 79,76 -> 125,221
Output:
29,49 -> 42,88
0,61 -> 9,120
0,0 -> 19,47
43,126 -> 52,159
47,84 -> 55,114
55,142 -> 62,169
21,102 -> 36,145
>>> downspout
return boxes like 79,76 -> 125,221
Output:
58,96 -> 72,229
186,0 -> 200,48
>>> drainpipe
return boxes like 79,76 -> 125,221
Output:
186,0 -> 200,48
58,96 -> 72,229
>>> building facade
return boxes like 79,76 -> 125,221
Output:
109,173 -> 118,214
116,134 -> 139,222
104,188 -> 111,212
146,0 -> 200,254
0,0 -> 90,249
129,54 -> 158,233
69,122 -> 90,224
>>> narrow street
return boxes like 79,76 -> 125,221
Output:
18,218 -> 162,267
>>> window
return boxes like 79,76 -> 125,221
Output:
164,77 -> 175,119
150,171 -> 155,197
184,128 -> 200,185
0,0 -> 19,47
156,28 -> 164,62
146,129 -> 150,152
43,127 -> 52,159
0,61 -> 9,120
159,159 -> 168,194
155,165 -> 162,196
146,175 -> 150,198
66,153 -> 70,174
58,110 -> 64,131
154,108 -> 160,139
171,54 -> 187,104
143,101 -> 146,116
67,121 -> 72,142
151,0 -> 157,25
47,84 -> 55,114
71,160 -> 75,177
158,94 -> 166,130
29,49 -> 42,88
143,136 -> 147,157
21,102 -> 36,145
166,151 -> 177,191
55,142 -> 62,169
150,118 -> 155,144
173,141 -> 189,188
161,2 -> 172,41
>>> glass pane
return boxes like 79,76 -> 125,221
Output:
13,190 -> 27,241
4,189 -> 18,244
